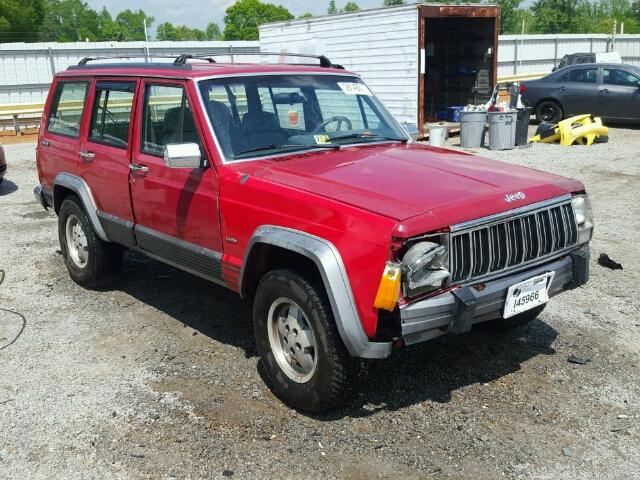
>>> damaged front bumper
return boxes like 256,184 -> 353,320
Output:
399,245 -> 589,346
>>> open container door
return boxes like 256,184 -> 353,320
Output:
418,4 -> 500,137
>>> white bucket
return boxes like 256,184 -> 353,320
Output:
428,123 -> 448,147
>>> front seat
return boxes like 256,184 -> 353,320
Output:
163,107 -> 200,145
241,110 -> 287,150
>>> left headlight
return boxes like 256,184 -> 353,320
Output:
571,194 -> 594,244
402,237 -> 450,297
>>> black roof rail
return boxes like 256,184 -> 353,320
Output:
75,52 -> 342,69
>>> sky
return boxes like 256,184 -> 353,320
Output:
85,0 -> 390,32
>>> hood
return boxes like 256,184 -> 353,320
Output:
240,143 -> 582,234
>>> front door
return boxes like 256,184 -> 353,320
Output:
129,79 -> 223,283
78,79 -> 138,246
598,67 -> 640,120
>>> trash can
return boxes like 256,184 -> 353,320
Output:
515,108 -> 531,146
428,123 -> 448,147
459,111 -> 486,148
488,111 -> 517,150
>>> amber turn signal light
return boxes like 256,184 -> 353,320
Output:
374,261 -> 402,312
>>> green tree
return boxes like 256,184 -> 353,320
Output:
0,0 -> 44,42
96,7 -> 120,41
633,0 -> 640,21
298,13 -> 314,18
383,0 -> 405,5
531,0 -> 582,33
205,22 -> 222,39
328,1 -> 338,14
114,9 -> 153,41
496,0 -> 522,33
39,0 -> 99,41
343,2 -> 360,12
511,8 -> 535,34
223,0 -> 294,40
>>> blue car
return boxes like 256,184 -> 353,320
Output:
522,63 -> 640,123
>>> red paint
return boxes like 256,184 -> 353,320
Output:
37,62 -> 586,340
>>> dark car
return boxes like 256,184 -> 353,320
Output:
0,145 -> 6,185
522,63 -> 640,123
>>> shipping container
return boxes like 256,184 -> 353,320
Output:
260,4 -> 500,137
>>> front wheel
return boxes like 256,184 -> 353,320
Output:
253,269 -> 367,413
58,195 -> 123,289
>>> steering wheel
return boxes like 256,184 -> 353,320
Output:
312,116 -> 353,134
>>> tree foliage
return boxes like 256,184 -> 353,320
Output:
496,0 -> 522,34
383,0 -> 405,6
0,0 -> 45,42
156,21 -> 221,41
328,1 -> 338,14
223,0 -> 294,40
343,2 -> 361,12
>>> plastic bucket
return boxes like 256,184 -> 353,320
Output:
459,111 -> 487,148
515,108 -> 531,146
488,111 -> 517,150
428,123 -> 448,147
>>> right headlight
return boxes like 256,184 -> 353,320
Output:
571,194 -> 594,244
402,237 -> 450,297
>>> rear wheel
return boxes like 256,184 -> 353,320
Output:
58,195 -> 123,289
481,305 -> 546,331
253,269 -> 367,413
535,100 -> 563,124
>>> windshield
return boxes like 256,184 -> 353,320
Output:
198,74 -> 408,161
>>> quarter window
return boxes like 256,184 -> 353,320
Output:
141,84 -> 202,156
567,69 -> 597,84
89,82 -> 135,148
47,81 -> 88,138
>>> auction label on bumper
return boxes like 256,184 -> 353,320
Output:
503,271 -> 555,319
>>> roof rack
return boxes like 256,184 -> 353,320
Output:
75,52 -> 343,69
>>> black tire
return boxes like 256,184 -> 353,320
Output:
481,305 -> 546,331
58,195 -> 123,289
535,100 -> 563,124
594,135 -> 609,144
253,269 -> 367,413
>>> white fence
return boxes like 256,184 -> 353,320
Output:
498,34 -> 640,76
0,40 -> 260,105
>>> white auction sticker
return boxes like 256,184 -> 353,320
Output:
337,82 -> 372,96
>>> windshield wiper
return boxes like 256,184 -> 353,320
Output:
330,133 -> 408,143
234,143 -> 340,159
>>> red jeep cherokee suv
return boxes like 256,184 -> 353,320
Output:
34,54 -> 592,412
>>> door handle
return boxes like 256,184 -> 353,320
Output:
40,140 -> 50,147
79,150 -> 95,163
129,163 -> 149,174
559,86 -> 567,91
600,88 -> 609,93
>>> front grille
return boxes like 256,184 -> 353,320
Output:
450,201 -> 578,283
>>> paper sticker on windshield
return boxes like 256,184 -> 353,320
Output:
337,82 -> 372,96
314,134 -> 330,144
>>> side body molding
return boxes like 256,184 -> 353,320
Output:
53,173 -> 108,241
241,225 -> 392,359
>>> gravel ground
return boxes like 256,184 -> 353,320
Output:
0,128 -> 639,480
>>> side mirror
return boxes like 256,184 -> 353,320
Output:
163,143 -> 201,168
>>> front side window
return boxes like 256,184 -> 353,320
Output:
198,75 -> 407,161
568,69 -> 597,84
89,82 -> 135,148
47,81 -> 89,138
141,84 -> 202,156
603,69 -> 640,87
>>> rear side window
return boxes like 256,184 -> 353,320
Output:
603,69 -> 640,87
567,69 -> 597,84
47,81 -> 89,138
89,81 -> 135,149
141,84 -> 202,156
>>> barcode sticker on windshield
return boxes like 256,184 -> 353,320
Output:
337,82 -> 372,96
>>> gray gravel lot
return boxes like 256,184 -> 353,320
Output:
0,128 -> 639,480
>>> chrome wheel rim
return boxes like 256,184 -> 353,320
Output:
267,298 -> 317,383
65,214 -> 88,268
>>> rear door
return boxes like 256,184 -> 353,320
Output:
78,79 -> 138,246
557,67 -> 599,116
598,68 -> 640,120
128,79 -> 223,282
37,79 -> 90,190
